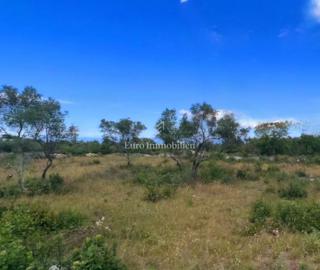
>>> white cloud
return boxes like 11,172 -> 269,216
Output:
278,29 -> 290,38
309,0 -> 320,22
179,109 -> 192,118
58,99 -> 75,105
180,0 -> 188,3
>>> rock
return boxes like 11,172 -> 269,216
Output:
53,153 -> 67,159
272,229 -> 280,237
49,266 -> 60,270
85,153 -> 98,157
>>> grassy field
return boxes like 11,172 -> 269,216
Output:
1,154 -> 320,269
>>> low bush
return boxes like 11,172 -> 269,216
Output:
71,235 -> 127,270
249,200 -> 320,233
0,174 -> 65,198
0,204 -> 85,269
133,165 -> 184,202
236,168 -> 258,181
279,180 -> 308,199
200,162 -> 234,183
250,200 -> 271,224
0,184 -> 22,198
144,183 -> 176,203
295,170 -> 308,178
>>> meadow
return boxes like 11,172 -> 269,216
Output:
1,154 -> 320,269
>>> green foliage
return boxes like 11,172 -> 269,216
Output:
134,165 -> 181,202
250,200 -> 320,233
0,204 -> 85,269
236,168 -> 258,181
0,174 -> 65,198
295,170 -> 308,178
0,184 -> 22,198
71,235 -> 127,270
279,180 -> 308,199
250,200 -> 271,224
200,162 -> 234,183
48,173 -> 65,193
0,237 -> 34,270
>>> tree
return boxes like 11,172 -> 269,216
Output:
0,85 -> 42,188
156,109 -> 183,170
215,114 -> 251,152
179,103 -> 217,180
67,124 -> 79,143
255,121 -> 291,139
100,118 -> 146,166
215,114 -> 240,151
254,121 -> 291,155
37,99 -> 67,178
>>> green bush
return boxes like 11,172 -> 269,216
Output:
275,201 -> 312,232
71,235 -> 127,270
0,237 -> 34,270
1,204 -> 84,236
279,180 -> 308,199
133,165 -> 182,202
200,163 -> 234,183
0,184 -> 22,198
236,168 -> 258,181
1,174 -> 65,198
49,173 -> 65,193
295,170 -> 308,178
250,200 -> 271,224
25,177 -> 51,196
144,183 -> 176,203
249,200 -> 320,233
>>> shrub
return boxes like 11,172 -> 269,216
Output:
236,168 -> 258,181
25,177 -> 51,196
250,200 -> 271,224
0,237 -> 34,270
92,159 -> 101,165
71,235 -> 127,270
275,201 -> 313,232
304,233 -> 320,254
0,184 -> 22,198
49,174 -> 65,193
1,204 -> 84,236
133,165 -> 182,202
295,170 -> 308,178
2,174 -> 65,198
200,163 -> 234,183
279,180 -> 308,199
249,200 -> 320,233
55,210 -> 84,230
144,183 -> 176,203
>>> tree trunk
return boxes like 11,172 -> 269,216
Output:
191,161 -> 200,181
170,154 -> 182,171
126,152 -> 131,167
42,159 -> 53,179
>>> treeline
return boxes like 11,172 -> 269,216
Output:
1,85 -> 320,179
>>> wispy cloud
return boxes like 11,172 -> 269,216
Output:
278,29 -> 290,38
309,0 -> 320,23
58,99 -> 75,105
180,0 -> 188,4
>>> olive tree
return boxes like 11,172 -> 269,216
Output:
156,108 -> 183,170
34,98 -> 67,178
100,118 -> 146,166
156,103 -> 218,180
0,85 -> 42,188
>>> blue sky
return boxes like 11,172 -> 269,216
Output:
0,0 -> 320,139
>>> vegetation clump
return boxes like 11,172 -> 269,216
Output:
278,180 -> 308,199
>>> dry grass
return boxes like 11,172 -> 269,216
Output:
1,154 -> 320,269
